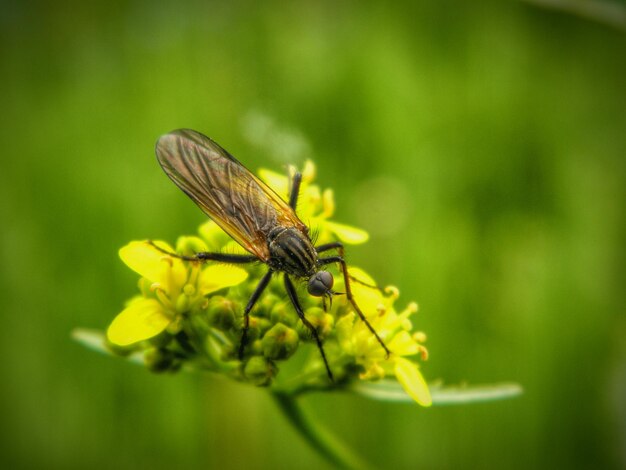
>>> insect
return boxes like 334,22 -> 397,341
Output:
153,129 -> 389,380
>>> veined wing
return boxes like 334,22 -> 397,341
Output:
155,129 -> 308,261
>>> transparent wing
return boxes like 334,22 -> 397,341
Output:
155,129 -> 308,261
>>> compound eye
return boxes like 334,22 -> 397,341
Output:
307,271 -> 334,297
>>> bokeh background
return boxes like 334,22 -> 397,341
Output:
1,1 -> 625,468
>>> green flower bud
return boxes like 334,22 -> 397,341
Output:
144,347 -> 181,373
244,316 -> 271,343
256,317 -> 272,334
269,301 -> 296,327
175,292 -> 190,313
320,313 -> 335,337
295,308 -> 323,340
258,292 -> 280,317
183,284 -> 196,297
207,296 -> 238,331
243,356 -> 277,386
148,330 -> 174,348
229,279 -> 256,301
262,323 -> 299,360
188,312 -> 210,336
166,316 -> 183,335
250,339 -> 264,356
299,307 -> 334,338
304,306 -> 324,322
176,236 -> 207,257
219,342 -> 236,361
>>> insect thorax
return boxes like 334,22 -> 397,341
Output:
267,227 -> 317,277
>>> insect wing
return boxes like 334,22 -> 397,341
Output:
155,129 -> 307,261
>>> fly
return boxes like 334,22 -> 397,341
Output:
152,129 -> 390,380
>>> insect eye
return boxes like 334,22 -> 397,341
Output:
307,271 -> 334,297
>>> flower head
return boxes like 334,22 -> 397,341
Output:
107,239 -> 248,352
104,161 -> 430,405
334,268 -> 431,406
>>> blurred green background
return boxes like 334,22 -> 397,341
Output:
1,1 -> 625,468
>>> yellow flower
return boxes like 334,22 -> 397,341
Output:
101,158 -> 430,405
335,268 -> 431,406
256,164 -> 430,405
107,239 -> 248,346
258,161 -> 369,245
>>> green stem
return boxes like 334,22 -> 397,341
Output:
271,391 -> 374,470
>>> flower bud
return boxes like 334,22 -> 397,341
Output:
188,313 -> 210,337
144,347 -> 181,373
218,342 -> 236,361
207,296 -> 238,331
183,284 -> 196,297
298,307 -> 333,339
269,301 -> 295,327
320,313 -> 335,337
259,292 -> 280,309
165,316 -> 183,335
176,236 -> 207,257
245,316 -> 271,342
262,323 -> 299,360
243,356 -> 277,386
413,331 -> 427,343
302,160 -> 316,183
250,339 -> 263,356
148,330 -> 173,348
175,292 -> 190,313
198,220 -> 230,250
359,362 -> 385,381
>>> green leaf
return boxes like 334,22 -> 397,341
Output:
72,328 -> 110,354
71,328 -> 143,364
350,379 -> 523,405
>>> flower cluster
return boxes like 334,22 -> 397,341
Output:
106,162 -> 431,405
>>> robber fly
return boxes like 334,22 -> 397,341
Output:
153,129 -> 389,380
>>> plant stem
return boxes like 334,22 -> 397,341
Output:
271,391 -> 374,470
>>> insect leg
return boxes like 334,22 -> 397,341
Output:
239,270 -> 274,359
288,172 -> 302,210
315,242 -> 343,254
195,252 -> 258,263
148,240 -> 257,264
283,274 -> 334,381
316,242 -> 382,290
318,255 -> 391,357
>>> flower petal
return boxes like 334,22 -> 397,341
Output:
176,236 -> 208,255
347,267 -> 376,286
107,298 -> 171,346
198,221 -> 232,250
198,264 -> 249,294
335,312 -> 356,353
258,168 -> 289,198
394,357 -> 432,407
325,221 -> 369,244
222,240 -> 251,255
322,188 -> 335,217
119,241 -> 186,290
301,160 -> 316,183
388,330 -> 420,356
346,267 -> 384,315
